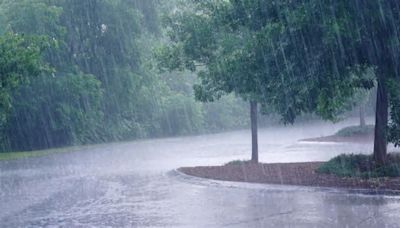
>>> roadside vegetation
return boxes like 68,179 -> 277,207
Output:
317,154 -> 400,178
0,147 -> 75,161
224,160 -> 251,166
0,0 -> 256,154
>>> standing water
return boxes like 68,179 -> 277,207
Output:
1,119 -> 400,227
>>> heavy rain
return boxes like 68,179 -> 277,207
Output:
0,0 -> 400,227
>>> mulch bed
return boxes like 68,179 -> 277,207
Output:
178,162 -> 400,192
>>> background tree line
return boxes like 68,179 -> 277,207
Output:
0,0 -> 382,154
0,0 -> 254,152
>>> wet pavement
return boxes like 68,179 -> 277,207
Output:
1,119 -> 400,227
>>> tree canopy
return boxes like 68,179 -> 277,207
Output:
158,0 -> 400,163
0,0 -> 398,158
0,33 -> 46,125
0,0 -> 252,151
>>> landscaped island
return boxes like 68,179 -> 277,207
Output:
179,126 -> 400,193
179,156 -> 400,193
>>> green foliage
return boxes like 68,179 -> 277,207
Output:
0,33 -> 46,126
388,80 -> 400,147
225,160 -> 250,166
335,125 -> 374,137
160,93 -> 204,135
317,154 -> 400,178
3,73 -> 103,151
3,0 -> 64,37
158,0 -> 375,125
159,0 -> 400,150
0,0 -> 255,152
10,0 -> 399,154
130,0 -> 161,35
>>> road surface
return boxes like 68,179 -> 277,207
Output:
1,120 -> 400,227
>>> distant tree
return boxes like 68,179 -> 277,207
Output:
0,0 -> 252,151
1,0 -> 160,146
354,88 -> 376,128
6,73 -> 104,150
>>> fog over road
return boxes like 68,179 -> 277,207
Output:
1,119 -> 400,227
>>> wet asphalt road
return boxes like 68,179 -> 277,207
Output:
1,119 -> 400,227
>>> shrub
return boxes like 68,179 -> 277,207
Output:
225,160 -> 250,166
317,153 -> 400,178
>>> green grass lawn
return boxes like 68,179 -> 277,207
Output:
0,146 -> 81,161
0,150 -> 54,161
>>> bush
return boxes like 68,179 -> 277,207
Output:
317,153 -> 400,178
225,160 -> 250,166
3,73 -> 104,151
335,125 -> 374,137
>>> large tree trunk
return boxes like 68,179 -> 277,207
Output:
359,104 -> 366,128
373,80 -> 389,165
250,101 -> 258,163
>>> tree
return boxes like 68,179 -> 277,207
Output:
355,87 -> 375,128
0,0 -> 108,150
0,0 -> 252,151
156,0 -> 271,162
0,33 -> 45,126
157,0 -> 365,163
233,0 -> 400,165
5,73 -> 104,150
0,0 -> 164,147
271,0 -> 400,165
0,33 -> 47,150
159,0 -> 400,165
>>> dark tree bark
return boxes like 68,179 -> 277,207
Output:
373,80 -> 389,165
250,101 -> 258,163
359,104 -> 366,128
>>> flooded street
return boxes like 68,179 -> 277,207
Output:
1,0 -> 400,227
1,120 -> 400,227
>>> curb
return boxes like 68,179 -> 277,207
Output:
169,168 -> 400,198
